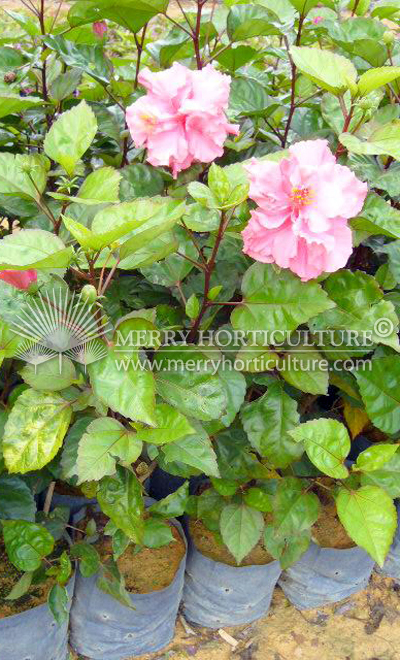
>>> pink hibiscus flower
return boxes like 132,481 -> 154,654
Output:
242,140 -> 368,281
126,63 -> 239,177
0,270 -> 37,290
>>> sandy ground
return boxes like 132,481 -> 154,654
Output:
70,573 -> 400,660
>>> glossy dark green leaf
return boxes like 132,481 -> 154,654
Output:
97,466 -> 145,544
2,520 -> 54,572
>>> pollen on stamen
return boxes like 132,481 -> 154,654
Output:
290,186 -> 314,207
139,113 -> 158,132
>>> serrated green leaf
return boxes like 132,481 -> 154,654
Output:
134,404 -> 195,445
3,390 -> 72,473
289,419 -> 350,478
355,356 -> 400,433
354,444 -> 399,472
336,485 -> 397,565
273,477 -> 320,537
241,382 -> 301,468
20,357 -> 76,392
220,502 -> 264,564
0,229 -> 73,270
231,263 -> 334,338
44,100 -> 97,176
97,466 -> 144,544
290,46 -> 357,94
76,417 -> 143,483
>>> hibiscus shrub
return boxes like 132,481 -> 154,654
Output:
0,0 -> 400,605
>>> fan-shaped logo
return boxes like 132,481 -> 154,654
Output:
12,289 -> 111,372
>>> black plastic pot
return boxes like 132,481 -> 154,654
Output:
378,500 -> 400,581
0,574 -> 75,660
69,506 -> 187,660
278,542 -> 375,609
182,533 -> 281,628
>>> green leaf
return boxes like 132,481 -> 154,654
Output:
44,100 -> 97,176
278,344 -> 329,395
2,520 -> 54,572
0,153 -> 48,202
360,452 -> 400,497
143,518 -> 174,548
149,481 -> 189,518
48,584 -> 69,626
118,203 -> 186,260
20,357 -> 76,392
231,263 -> 334,338
161,426 -> 220,477
241,382 -> 301,468
68,0 -> 168,34
0,475 -> 36,521
118,231 -> 178,269
227,5 -> 281,41
354,444 -> 399,472
89,346 -> 156,426
97,562 -> 135,609
351,193 -> 400,240
120,163 -> 164,200
358,67 -> 400,95
71,542 -> 101,577
3,390 -> 72,473
48,551 -> 72,586
243,487 -> 273,513
0,229 -> 73,270
229,77 -> 273,118
185,293 -> 200,320
76,417 -> 143,483
215,45 -> 258,72
49,68 -> 82,102
0,94 -> 43,120
0,320 -> 24,368
134,404 -> 195,445
288,0 -> 320,13
355,356 -> 400,433
75,167 -> 121,204
273,477 -> 320,537
312,269 -> 399,352
218,369 -> 247,427
336,485 -> 397,565
97,466 -> 144,544
264,525 -> 310,569
5,571 -> 34,601
45,36 -> 112,84
219,503 -> 264,564
154,346 -> 227,421
328,17 -> 388,67
340,121 -> 400,161
290,46 -> 357,95
289,419 -> 351,478
61,416 -> 95,480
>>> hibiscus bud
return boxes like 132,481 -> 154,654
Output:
4,72 -> 16,84
81,284 -> 97,304
93,21 -> 107,39
383,31 -> 395,46
358,97 -> 375,110
0,270 -> 37,290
